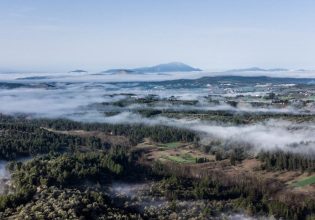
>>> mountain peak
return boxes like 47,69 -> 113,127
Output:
133,62 -> 201,73
228,67 -> 288,72
102,69 -> 138,75
69,69 -> 88,73
102,62 -> 201,74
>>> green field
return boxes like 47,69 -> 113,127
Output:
163,153 -> 196,164
293,175 -> 315,187
159,142 -> 182,149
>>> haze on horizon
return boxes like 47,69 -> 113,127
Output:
0,0 -> 315,72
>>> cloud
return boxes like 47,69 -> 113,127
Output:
193,120 -> 315,154
70,111 -> 315,155
0,84 -> 125,118
0,74 -> 314,155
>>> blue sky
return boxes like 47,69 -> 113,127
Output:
0,0 -> 315,72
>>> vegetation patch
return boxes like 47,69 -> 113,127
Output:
163,153 -> 196,164
293,175 -> 315,187
159,142 -> 182,149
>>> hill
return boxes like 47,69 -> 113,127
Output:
103,62 -> 201,74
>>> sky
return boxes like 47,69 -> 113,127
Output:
0,0 -> 315,72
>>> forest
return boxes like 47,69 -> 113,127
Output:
0,114 -> 314,219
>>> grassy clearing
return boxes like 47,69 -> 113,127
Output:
181,154 -> 196,163
293,175 -> 315,187
159,142 -> 182,149
163,153 -> 196,164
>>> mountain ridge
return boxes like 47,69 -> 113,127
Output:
102,62 -> 201,74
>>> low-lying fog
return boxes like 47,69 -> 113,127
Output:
1,68 -> 315,82
0,73 -> 314,155
89,112 -> 315,155
0,71 -> 210,83
0,161 -> 10,194
0,80 -> 312,117
108,181 -> 271,220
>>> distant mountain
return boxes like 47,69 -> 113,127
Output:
102,69 -> 138,75
69,69 -> 88,73
102,62 -> 201,74
228,67 -> 289,72
16,76 -> 50,80
133,62 -> 201,73
296,69 -> 309,72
